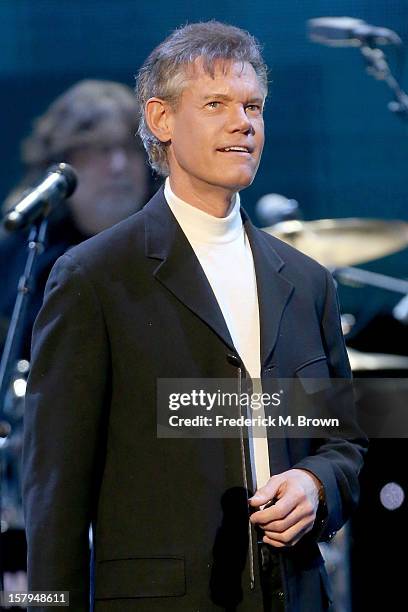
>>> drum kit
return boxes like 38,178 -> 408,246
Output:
263,216 -> 408,371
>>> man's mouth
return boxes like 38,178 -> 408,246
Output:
217,145 -> 253,154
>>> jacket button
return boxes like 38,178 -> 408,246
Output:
227,354 -> 241,367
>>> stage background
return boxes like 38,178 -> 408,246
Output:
2,4 -> 408,609
1,0 -> 408,322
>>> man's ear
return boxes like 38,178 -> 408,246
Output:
145,98 -> 173,143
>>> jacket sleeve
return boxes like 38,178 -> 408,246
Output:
23,252 -> 110,611
293,267 -> 368,542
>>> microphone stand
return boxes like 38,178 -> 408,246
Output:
333,266 -> 408,294
0,216 -> 49,591
333,266 -> 408,325
360,44 -> 408,120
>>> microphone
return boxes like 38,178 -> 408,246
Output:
308,17 -> 402,47
3,162 -> 77,231
255,193 -> 299,227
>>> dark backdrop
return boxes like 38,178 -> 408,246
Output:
2,3 -> 408,607
2,0 -> 408,323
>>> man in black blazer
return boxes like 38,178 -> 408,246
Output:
23,21 -> 366,611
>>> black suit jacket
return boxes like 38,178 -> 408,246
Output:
23,188 -> 366,611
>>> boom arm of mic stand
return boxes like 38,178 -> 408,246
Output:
360,45 -> 408,120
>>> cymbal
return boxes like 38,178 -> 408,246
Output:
264,218 -> 408,267
347,347 -> 408,371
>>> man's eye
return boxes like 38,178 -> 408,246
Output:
246,105 -> 262,113
206,101 -> 220,109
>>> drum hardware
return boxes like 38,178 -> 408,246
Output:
333,268 -> 408,325
347,347 -> 408,371
263,218 -> 408,268
333,267 -> 408,294
340,314 -> 356,336
264,218 -> 408,328
264,217 -> 408,373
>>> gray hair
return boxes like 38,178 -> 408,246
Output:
135,21 -> 268,177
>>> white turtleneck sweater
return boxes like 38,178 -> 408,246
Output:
164,178 -> 270,490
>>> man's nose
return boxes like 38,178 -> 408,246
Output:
228,106 -> 254,134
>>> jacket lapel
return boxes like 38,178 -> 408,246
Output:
143,188 -> 294,366
243,214 -> 294,368
143,189 -> 293,477
144,188 -> 236,353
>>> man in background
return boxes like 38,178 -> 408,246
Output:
1,79 -> 152,358
0,79 -> 151,582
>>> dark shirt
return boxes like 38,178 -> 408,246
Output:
0,206 -> 88,361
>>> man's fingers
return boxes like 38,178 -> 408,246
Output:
262,536 -> 286,548
250,490 -> 297,524
249,478 -> 283,507
251,468 -> 321,546
258,505 -> 311,533
262,533 -> 304,548
263,518 -> 312,547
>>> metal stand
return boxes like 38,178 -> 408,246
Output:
360,44 -> 408,120
333,266 -> 408,324
0,218 -> 48,409
0,216 -> 48,591
333,266 -> 408,294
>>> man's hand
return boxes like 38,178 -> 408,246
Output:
249,469 -> 323,547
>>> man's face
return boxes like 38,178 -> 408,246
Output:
166,58 -> 265,201
67,135 -> 149,236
